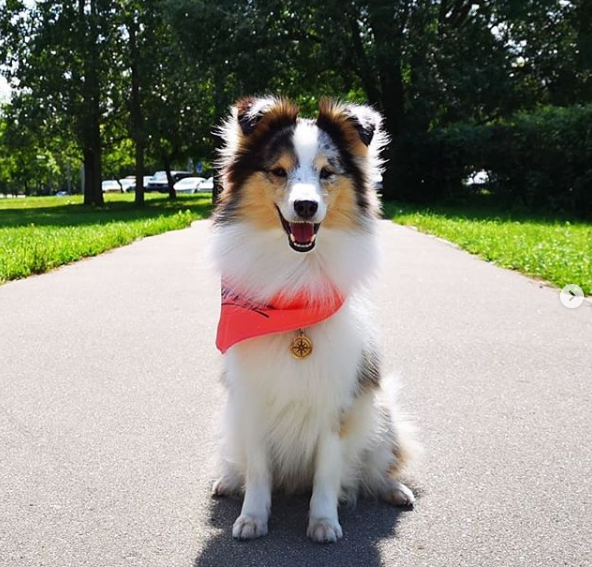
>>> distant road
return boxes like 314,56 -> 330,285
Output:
1,220 -> 590,567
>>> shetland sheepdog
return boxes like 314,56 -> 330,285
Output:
209,96 -> 417,543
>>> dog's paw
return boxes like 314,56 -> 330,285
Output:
232,514 -> 268,540
212,476 -> 238,498
307,518 -> 343,543
384,480 -> 415,507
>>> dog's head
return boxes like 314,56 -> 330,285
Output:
215,96 -> 386,253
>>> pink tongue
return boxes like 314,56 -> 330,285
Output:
290,222 -> 314,243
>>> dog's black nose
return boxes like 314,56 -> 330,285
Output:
294,200 -> 318,220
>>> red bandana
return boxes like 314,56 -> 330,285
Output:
216,284 -> 345,354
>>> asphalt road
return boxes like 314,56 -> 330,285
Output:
1,220 -> 591,567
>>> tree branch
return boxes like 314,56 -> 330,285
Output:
346,10 -> 382,107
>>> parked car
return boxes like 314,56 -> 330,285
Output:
174,177 -> 206,194
199,176 -> 214,191
464,169 -> 490,187
124,175 -> 153,190
119,178 -> 135,192
372,174 -> 383,192
102,180 -> 122,193
146,171 -> 193,192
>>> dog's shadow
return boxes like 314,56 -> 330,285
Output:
194,491 -> 415,567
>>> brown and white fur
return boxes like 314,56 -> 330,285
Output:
209,96 -> 418,543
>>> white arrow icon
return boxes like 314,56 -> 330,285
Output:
560,285 -> 584,309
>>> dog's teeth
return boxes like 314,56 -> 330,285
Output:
289,233 -> 296,243
311,235 -> 316,243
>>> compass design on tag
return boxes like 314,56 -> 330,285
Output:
290,330 -> 313,359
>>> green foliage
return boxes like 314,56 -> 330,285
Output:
2,0 -> 592,211
0,0 -> 126,204
393,105 -> 592,217
0,105 -> 78,195
0,193 -> 212,282
384,201 -> 592,295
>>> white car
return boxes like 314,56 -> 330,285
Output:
146,170 -> 192,192
174,177 -> 206,194
465,170 -> 490,186
199,177 -> 214,191
119,178 -> 135,192
129,175 -> 153,189
102,180 -> 122,193
372,174 -> 383,191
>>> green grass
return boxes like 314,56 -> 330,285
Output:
384,202 -> 592,295
0,193 -> 213,283
3,193 -> 591,294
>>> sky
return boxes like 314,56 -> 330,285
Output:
0,76 -> 11,102
0,0 -> 36,102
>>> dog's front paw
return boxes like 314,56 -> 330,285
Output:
232,514 -> 268,540
307,518 -> 343,543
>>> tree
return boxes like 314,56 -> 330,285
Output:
119,0 -> 161,205
167,0 -> 586,200
165,0 -> 358,199
0,0 -> 121,205
0,101 -> 81,195
2,0 -> 588,204
114,0 -> 216,201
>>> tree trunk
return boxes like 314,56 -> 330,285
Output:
129,10 -> 145,206
134,136 -> 145,204
162,153 -> 176,199
80,0 -> 103,207
346,9 -> 382,109
380,58 -> 407,202
81,99 -> 103,206
361,4 -> 408,201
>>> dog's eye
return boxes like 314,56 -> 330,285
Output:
270,167 -> 287,178
319,167 -> 334,180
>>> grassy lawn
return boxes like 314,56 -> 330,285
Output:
384,202 -> 592,295
0,193 -> 213,284
3,193 -> 591,294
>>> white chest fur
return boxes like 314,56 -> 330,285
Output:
224,297 -> 371,487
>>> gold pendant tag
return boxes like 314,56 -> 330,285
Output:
290,330 -> 313,359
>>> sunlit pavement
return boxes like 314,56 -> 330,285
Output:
1,220 -> 590,567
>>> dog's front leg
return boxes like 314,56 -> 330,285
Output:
232,425 -> 271,540
307,431 -> 343,543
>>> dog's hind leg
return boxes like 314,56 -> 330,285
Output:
382,431 -> 416,506
361,440 -> 416,507
382,478 -> 415,507
212,462 -> 243,497
360,403 -> 417,507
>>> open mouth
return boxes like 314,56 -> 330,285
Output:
276,207 -> 321,253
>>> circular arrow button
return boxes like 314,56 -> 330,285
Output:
560,284 -> 584,309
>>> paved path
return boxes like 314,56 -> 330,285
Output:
1,221 -> 590,567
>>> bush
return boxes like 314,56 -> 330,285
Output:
391,105 -> 592,217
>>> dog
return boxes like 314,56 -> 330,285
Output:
209,96 -> 417,543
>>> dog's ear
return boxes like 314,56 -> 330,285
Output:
344,104 -> 382,146
235,96 -> 299,137
235,97 -> 271,136
317,99 -> 384,150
